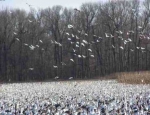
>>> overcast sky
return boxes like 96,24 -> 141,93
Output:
0,0 -> 108,11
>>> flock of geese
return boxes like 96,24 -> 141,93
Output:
13,19 -> 150,80
8,1 -> 150,80
0,80 -> 149,115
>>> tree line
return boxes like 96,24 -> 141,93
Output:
0,0 -> 150,82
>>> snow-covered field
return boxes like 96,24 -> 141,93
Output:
0,80 -> 150,114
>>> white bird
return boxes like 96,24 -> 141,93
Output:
112,45 -> 115,48
61,62 -> 66,65
83,40 -> 88,44
97,40 -> 100,42
28,19 -> 32,23
129,30 -> 134,33
82,55 -> 86,58
88,49 -> 92,52
136,47 -> 140,49
58,43 -> 62,47
73,49 -> 76,52
39,40 -> 43,43
72,34 -> 75,37
85,33 -> 88,36
78,55 -> 82,58
90,55 -> 94,57
77,30 -> 81,33
141,47 -> 145,50
76,35 -> 80,39
119,31 -> 123,34
128,38 -> 132,42
68,24 -> 73,29
120,46 -> 124,50
130,49 -> 134,52
53,66 -> 58,68
125,40 -> 128,43
110,34 -> 114,38
55,76 -> 59,79
69,77 -> 73,80
66,32 -> 69,35
51,40 -> 54,43
55,41 -> 59,44
105,33 -> 109,38
36,45 -> 39,48
15,38 -> 20,41
70,59 -> 74,62
118,36 -> 123,40
29,45 -> 35,50
116,31 -> 120,34
24,43 -> 28,46
68,38 -> 71,40
76,42 -> 79,44
29,68 -> 34,70
138,26 -> 142,29
81,43 -> 85,46
13,32 -> 17,35
76,44 -> 79,47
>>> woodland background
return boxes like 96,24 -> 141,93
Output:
0,0 -> 150,82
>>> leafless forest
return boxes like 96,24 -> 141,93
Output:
0,0 -> 150,82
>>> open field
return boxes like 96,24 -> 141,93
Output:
0,80 -> 150,114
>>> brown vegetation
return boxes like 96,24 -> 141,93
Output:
116,71 -> 150,84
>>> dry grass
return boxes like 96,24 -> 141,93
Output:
116,71 -> 150,84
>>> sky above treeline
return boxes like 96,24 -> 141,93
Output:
0,0 -> 109,11
0,0 -> 145,11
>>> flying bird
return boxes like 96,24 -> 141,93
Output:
112,45 -> 115,48
83,40 -> 88,44
15,38 -> 20,41
81,43 -> 85,46
53,66 -> 58,68
74,8 -> 80,12
72,34 -> 75,37
24,43 -> 28,46
39,40 -> 43,43
90,55 -> 94,57
82,55 -> 86,58
78,55 -> 82,58
69,77 -> 73,80
29,68 -> 34,70
70,59 -> 74,62
76,44 -> 79,47
13,32 -> 17,35
88,49 -> 92,52
68,38 -> 71,41
68,24 -> 73,29
66,32 -> 70,35
55,76 -> 59,79
120,46 -> 124,50
105,33 -> 109,38
36,45 -> 39,48
76,35 -> 80,39
29,45 -> 35,50
28,19 -> 32,23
